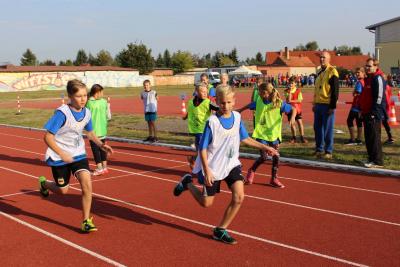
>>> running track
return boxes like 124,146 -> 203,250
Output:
0,126 -> 399,266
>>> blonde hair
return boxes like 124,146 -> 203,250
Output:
216,85 -> 234,100
195,82 -> 208,92
259,82 -> 282,109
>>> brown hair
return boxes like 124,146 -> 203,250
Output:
143,79 -> 151,86
355,67 -> 365,73
66,79 -> 87,96
89,84 -> 104,97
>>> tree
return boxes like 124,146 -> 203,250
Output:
59,59 -> 74,66
163,49 -> 172,67
220,56 -> 234,66
40,59 -> 56,66
115,43 -> 154,74
335,45 -> 362,56
293,44 -> 306,51
74,49 -> 88,66
228,48 -> 239,65
305,41 -> 319,51
96,50 -> 114,66
20,49 -> 38,66
155,53 -> 164,67
88,53 -> 97,66
255,52 -> 264,64
171,50 -> 193,74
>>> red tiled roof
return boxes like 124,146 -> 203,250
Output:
272,56 -> 315,67
330,55 -> 369,71
0,65 -> 137,72
266,50 -> 369,70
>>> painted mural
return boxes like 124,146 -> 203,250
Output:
0,71 -> 153,92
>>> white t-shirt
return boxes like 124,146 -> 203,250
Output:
141,90 -> 158,113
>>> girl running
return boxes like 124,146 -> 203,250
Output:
237,83 -> 296,188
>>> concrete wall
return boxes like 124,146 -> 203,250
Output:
289,67 -> 316,76
376,42 -> 400,74
0,70 -> 153,92
153,75 -> 194,86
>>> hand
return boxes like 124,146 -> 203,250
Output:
204,168 -> 215,187
101,144 -> 114,156
265,145 -> 279,157
60,152 -> 73,163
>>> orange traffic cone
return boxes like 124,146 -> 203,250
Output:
181,101 -> 187,116
388,105 -> 399,126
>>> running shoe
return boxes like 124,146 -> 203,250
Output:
173,174 -> 192,196
81,217 -> 98,233
92,168 -> 104,176
383,139 -> 395,145
244,169 -> 255,185
269,178 -> 285,188
38,176 -> 49,197
364,162 -> 384,169
212,227 -> 237,245
344,139 -> 356,145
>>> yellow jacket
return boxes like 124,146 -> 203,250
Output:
314,64 -> 339,104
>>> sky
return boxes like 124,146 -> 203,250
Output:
1,0 -> 399,65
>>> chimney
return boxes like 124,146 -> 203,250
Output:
279,50 -> 283,57
285,47 -> 290,60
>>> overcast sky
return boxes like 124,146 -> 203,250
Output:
1,0 -> 399,65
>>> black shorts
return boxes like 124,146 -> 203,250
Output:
197,166 -> 244,197
286,111 -> 302,121
51,158 -> 90,187
347,110 -> 363,128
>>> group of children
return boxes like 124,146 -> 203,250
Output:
173,74 -> 306,244
345,65 -> 395,146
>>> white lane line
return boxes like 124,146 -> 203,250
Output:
0,164 -> 368,267
0,139 -> 398,197
1,161 -> 400,229
0,212 -> 126,266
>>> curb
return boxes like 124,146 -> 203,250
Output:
1,123 -> 399,177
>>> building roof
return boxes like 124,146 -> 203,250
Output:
365,16 -> 400,30
272,56 -> 315,67
0,64 -> 137,73
266,49 -> 369,70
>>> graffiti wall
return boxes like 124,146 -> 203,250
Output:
0,71 -> 153,92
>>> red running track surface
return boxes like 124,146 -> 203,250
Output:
0,126 -> 399,266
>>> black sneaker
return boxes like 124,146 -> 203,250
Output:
383,139 -> 395,145
152,137 -> 159,143
38,176 -> 49,197
212,227 -> 237,245
355,139 -> 362,145
143,136 -> 151,142
344,139 -> 356,145
173,174 -> 192,196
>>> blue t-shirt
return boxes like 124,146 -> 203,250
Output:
350,81 -> 363,112
44,106 -> 93,166
208,87 -> 216,98
248,100 -> 292,114
249,100 -> 292,145
199,112 -> 249,150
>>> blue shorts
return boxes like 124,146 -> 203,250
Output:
145,112 -> 157,122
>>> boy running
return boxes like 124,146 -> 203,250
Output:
173,85 -> 278,244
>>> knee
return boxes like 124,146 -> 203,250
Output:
200,198 -> 213,208
232,193 -> 245,206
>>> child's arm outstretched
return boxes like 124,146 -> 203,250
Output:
236,103 -> 252,113
241,137 -> 279,157
44,132 -> 73,163
86,131 -> 114,155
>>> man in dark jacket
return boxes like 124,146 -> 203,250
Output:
359,58 -> 386,168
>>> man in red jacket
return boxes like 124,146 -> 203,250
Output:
359,58 -> 386,168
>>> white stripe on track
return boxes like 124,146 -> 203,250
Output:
0,211 -> 126,266
0,164 -> 368,267
0,136 -> 398,197
0,145 -> 399,227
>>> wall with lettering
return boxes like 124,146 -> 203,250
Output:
0,71 -> 153,92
